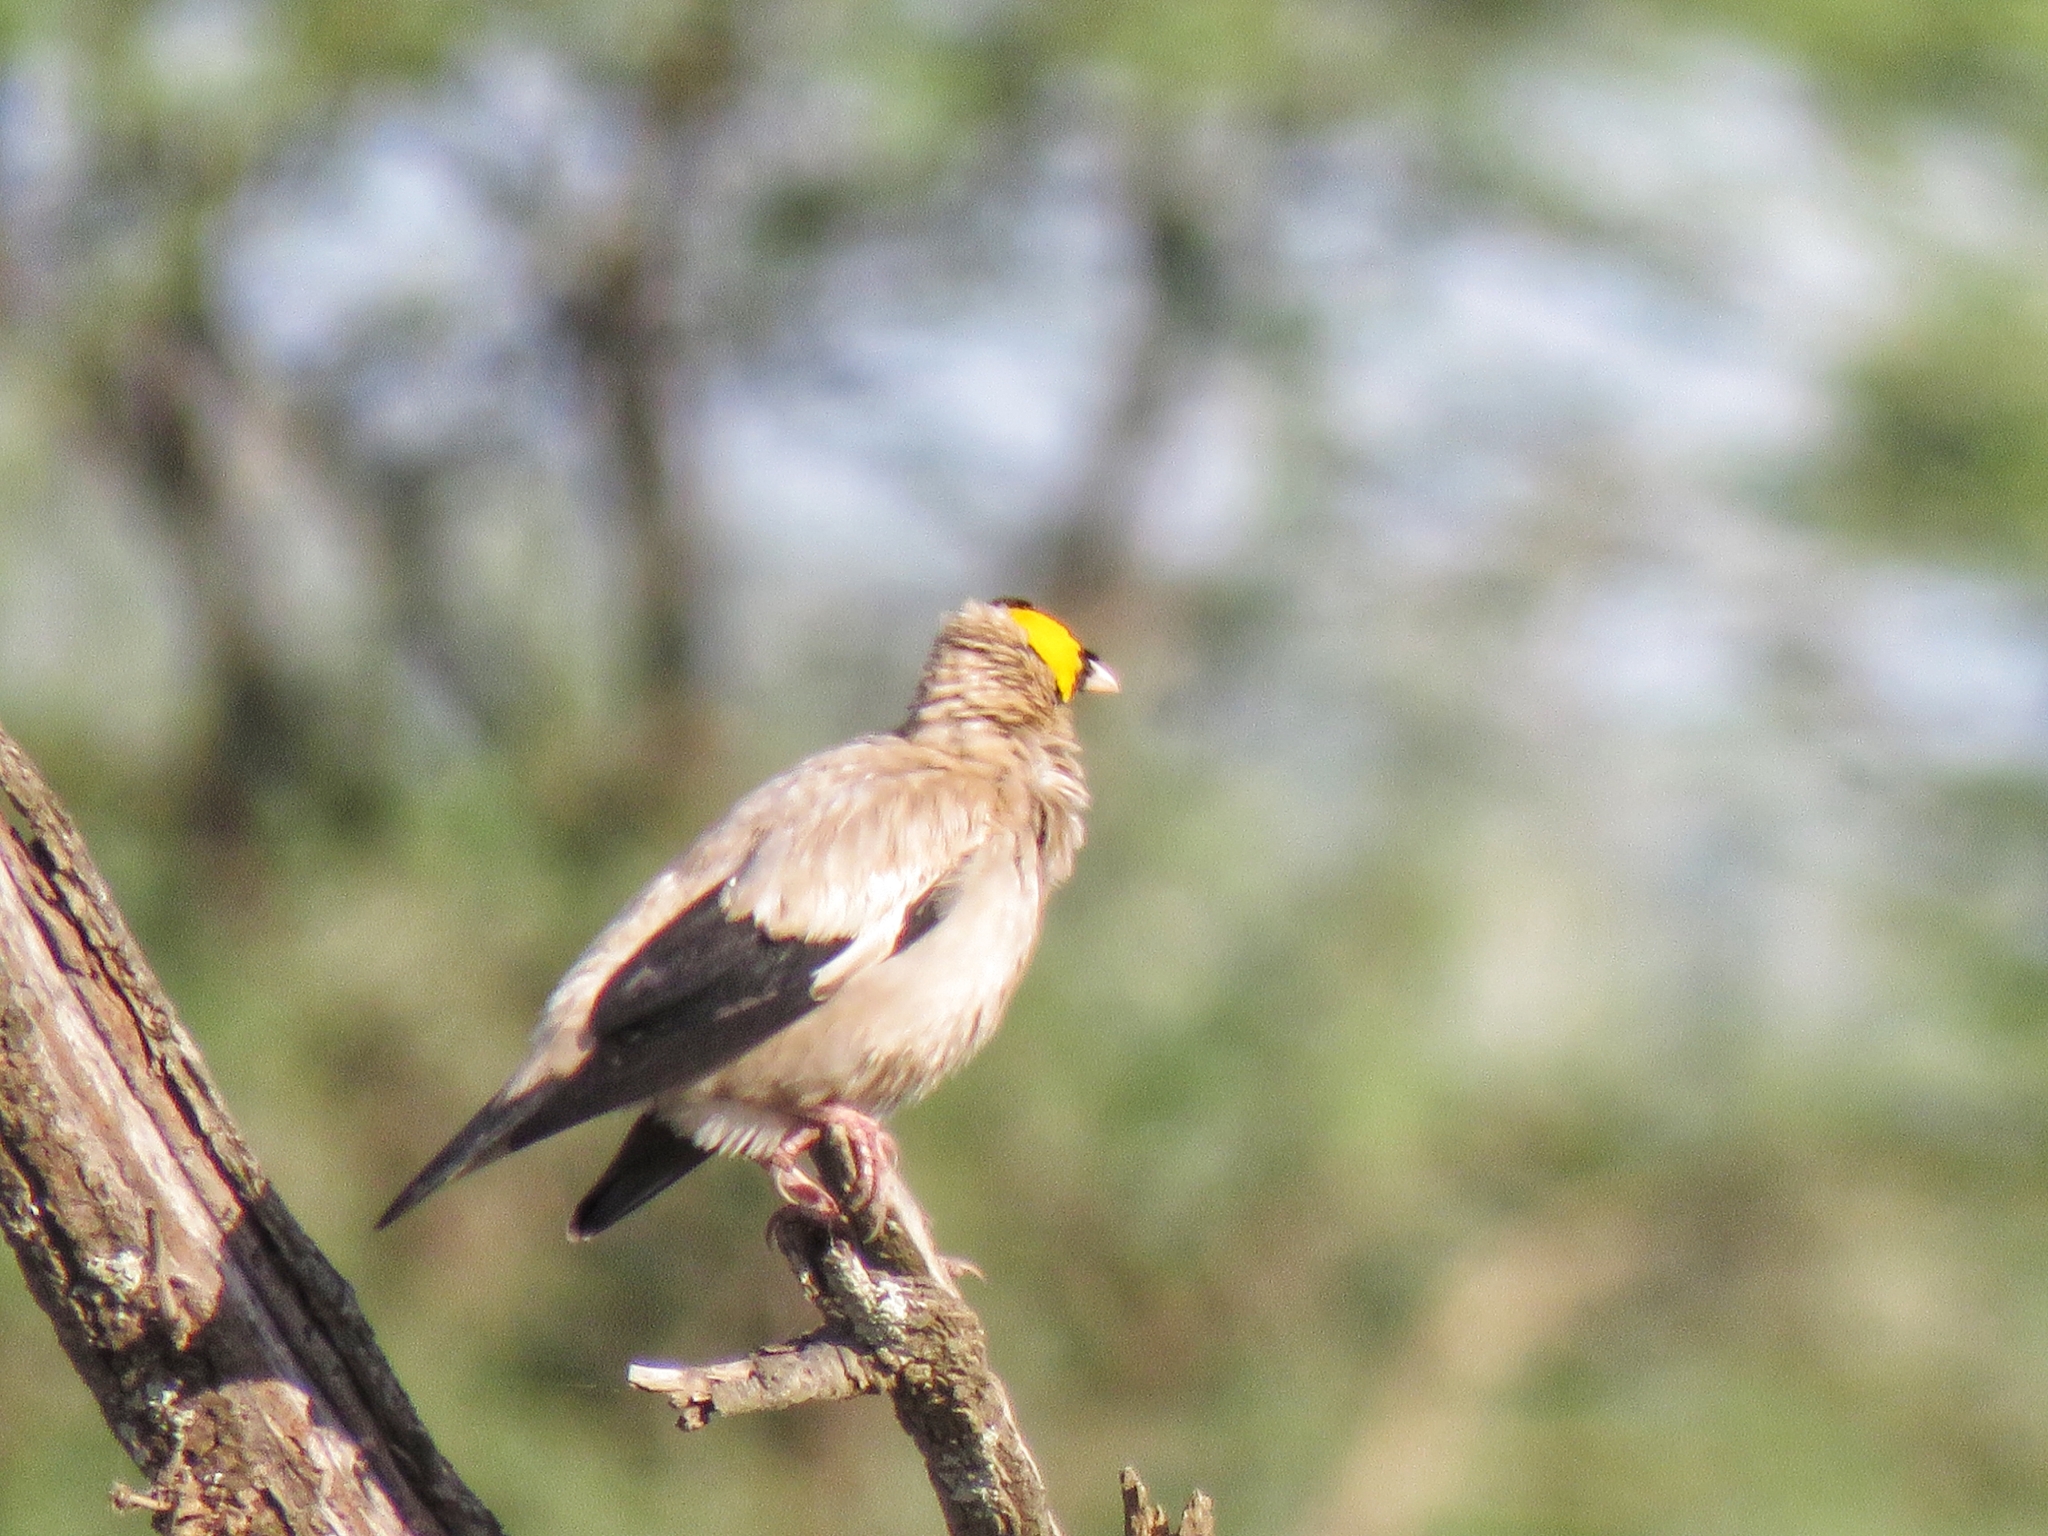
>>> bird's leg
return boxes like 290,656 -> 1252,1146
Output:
765,1126 -> 838,1219
806,1103 -> 898,1215
764,1112 -> 982,1289
763,1106 -> 898,1223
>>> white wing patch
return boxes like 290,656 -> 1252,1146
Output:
716,738 -> 995,998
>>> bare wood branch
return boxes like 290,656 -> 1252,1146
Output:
0,721 -> 500,1536
635,1130 -> 1062,1536
626,1333 -> 883,1428
1120,1468 -> 1215,1536
637,1129 -> 1219,1536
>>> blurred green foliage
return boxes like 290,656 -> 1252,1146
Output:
5,2 -> 2048,1536
1832,277 -> 2048,565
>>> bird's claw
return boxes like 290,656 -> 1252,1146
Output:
765,1108 -> 899,1226
767,1128 -> 839,1218
809,1104 -> 898,1216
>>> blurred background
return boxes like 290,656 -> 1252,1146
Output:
5,1 -> 2048,1532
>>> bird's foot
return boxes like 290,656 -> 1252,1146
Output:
808,1104 -> 898,1214
764,1107 -> 897,1224
766,1127 -> 838,1218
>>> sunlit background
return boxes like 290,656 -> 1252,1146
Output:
5,2 -> 2048,1533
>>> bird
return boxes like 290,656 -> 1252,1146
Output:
377,597 -> 1117,1239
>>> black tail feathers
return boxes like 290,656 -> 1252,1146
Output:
568,1113 -> 712,1239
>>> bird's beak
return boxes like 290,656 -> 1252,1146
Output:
1078,653 -> 1120,695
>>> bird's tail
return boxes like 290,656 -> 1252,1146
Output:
375,1091 -> 536,1229
567,1111 -> 712,1240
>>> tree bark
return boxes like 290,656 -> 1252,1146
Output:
0,721 -> 500,1536
633,1135 -> 1216,1536
635,1136 -> 1067,1536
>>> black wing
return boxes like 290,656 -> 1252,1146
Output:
536,889 -> 851,1138
560,874 -> 969,1237
893,877 -> 958,951
376,889 -> 847,1228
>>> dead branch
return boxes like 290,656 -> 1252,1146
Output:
627,1333 -> 884,1428
0,721 -> 500,1536
633,1131 -> 1215,1536
635,1131 -> 1062,1536
1120,1468 -> 1216,1536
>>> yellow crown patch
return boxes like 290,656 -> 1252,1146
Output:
999,602 -> 1086,701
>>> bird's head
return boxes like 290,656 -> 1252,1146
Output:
908,598 -> 1118,731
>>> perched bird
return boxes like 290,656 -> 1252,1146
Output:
378,597 -> 1117,1238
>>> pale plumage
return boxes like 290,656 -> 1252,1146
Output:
378,598 -> 1115,1237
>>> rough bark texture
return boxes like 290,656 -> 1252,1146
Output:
0,722 -> 500,1536
1120,1468 -> 1216,1536
627,1333 -> 884,1428
635,1135 -> 1063,1536
636,1133 -> 1216,1536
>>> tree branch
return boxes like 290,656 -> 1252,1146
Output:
1120,1468 -> 1216,1536
626,1332 -> 883,1428
0,721 -> 500,1536
634,1133 -> 1216,1536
